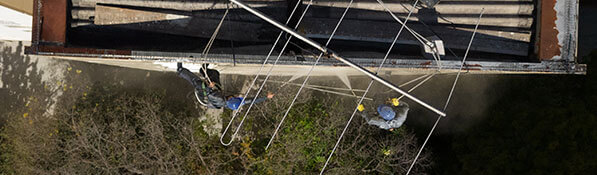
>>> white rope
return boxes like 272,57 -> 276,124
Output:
300,84 -> 373,101
406,8 -> 485,175
220,1 -> 303,146
399,74 -> 432,88
268,79 -> 367,93
262,79 -> 372,100
194,90 -> 209,107
432,47 -> 443,70
265,0 -> 354,151
375,0 -> 431,47
397,72 -> 437,100
380,74 -> 432,94
202,8 -> 228,56
320,0 -> 420,174
200,5 -> 230,83
377,0 -> 445,69
226,0 -> 314,147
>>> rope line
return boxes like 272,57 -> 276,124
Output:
377,0 -> 443,70
397,72 -> 437,101
319,0 -> 420,174
381,74 -> 431,93
228,1 -> 315,146
265,79 -> 367,92
219,1 -> 303,146
406,8 -> 485,175
231,0 -> 445,117
265,0 -> 354,151
289,83 -> 373,101
230,0 -> 315,148
201,5 -> 230,83
399,74 -> 431,88
375,0 -> 431,47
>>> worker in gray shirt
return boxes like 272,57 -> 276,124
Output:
358,98 -> 409,131
177,62 -> 226,109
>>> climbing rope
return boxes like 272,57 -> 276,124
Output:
377,0 -> 443,69
219,1 -> 306,146
319,0 -> 420,174
376,0 -> 432,49
223,0 -> 315,146
406,8 -> 485,175
265,0 -> 354,151
201,4 -> 230,84
269,79 -> 367,93
397,72 -> 437,101
202,5 -> 229,56
261,79 -> 373,101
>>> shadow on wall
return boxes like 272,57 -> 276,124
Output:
579,0 -> 597,58
0,42 -> 54,128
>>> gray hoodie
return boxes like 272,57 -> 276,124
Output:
361,102 -> 409,130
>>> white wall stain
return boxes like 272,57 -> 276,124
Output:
553,0 -> 577,61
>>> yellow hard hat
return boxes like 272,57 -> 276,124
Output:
357,104 -> 365,112
391,98 -> 400,106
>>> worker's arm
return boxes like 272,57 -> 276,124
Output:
243,92 -> 275,105
360,108 -> 392,130
243,97 -> 267,105
387,102 -> 410,129
367,117 -> 392,130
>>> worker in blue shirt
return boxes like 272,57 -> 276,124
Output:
225,92 -> 275,110
358,98 -> 409,131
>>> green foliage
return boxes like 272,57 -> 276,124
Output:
0,127 -> 15,174
241,97 -> 431,174
0,55 -> 432,174
241,100 -> 335,174
0,42 -> 55,174
0,81 -> 212,173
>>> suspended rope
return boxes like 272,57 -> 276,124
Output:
201,4 -> 230,83
406,8 -> 485,175
380,73 -> 433,94
261,79 -> 372,100
271,79 -> 367,93
231,0 -> 445,117
382,72 -> 467,94
399,74 -> 432,88
219,0 -> 310,146
377,0 -> 443,70
202,5 -> 229,56
319,0 -> 420,174
227,0 -> 315,145
397,72 -> 437,101
375,0 -> 431,48
265,0 -> 354,151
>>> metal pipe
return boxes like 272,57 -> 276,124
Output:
230,0 -> 446,117
220,0 -> 305,146
230,0 -> 326,53
329,53 -> 445,117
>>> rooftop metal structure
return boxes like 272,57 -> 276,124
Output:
26,0 -> 583,74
